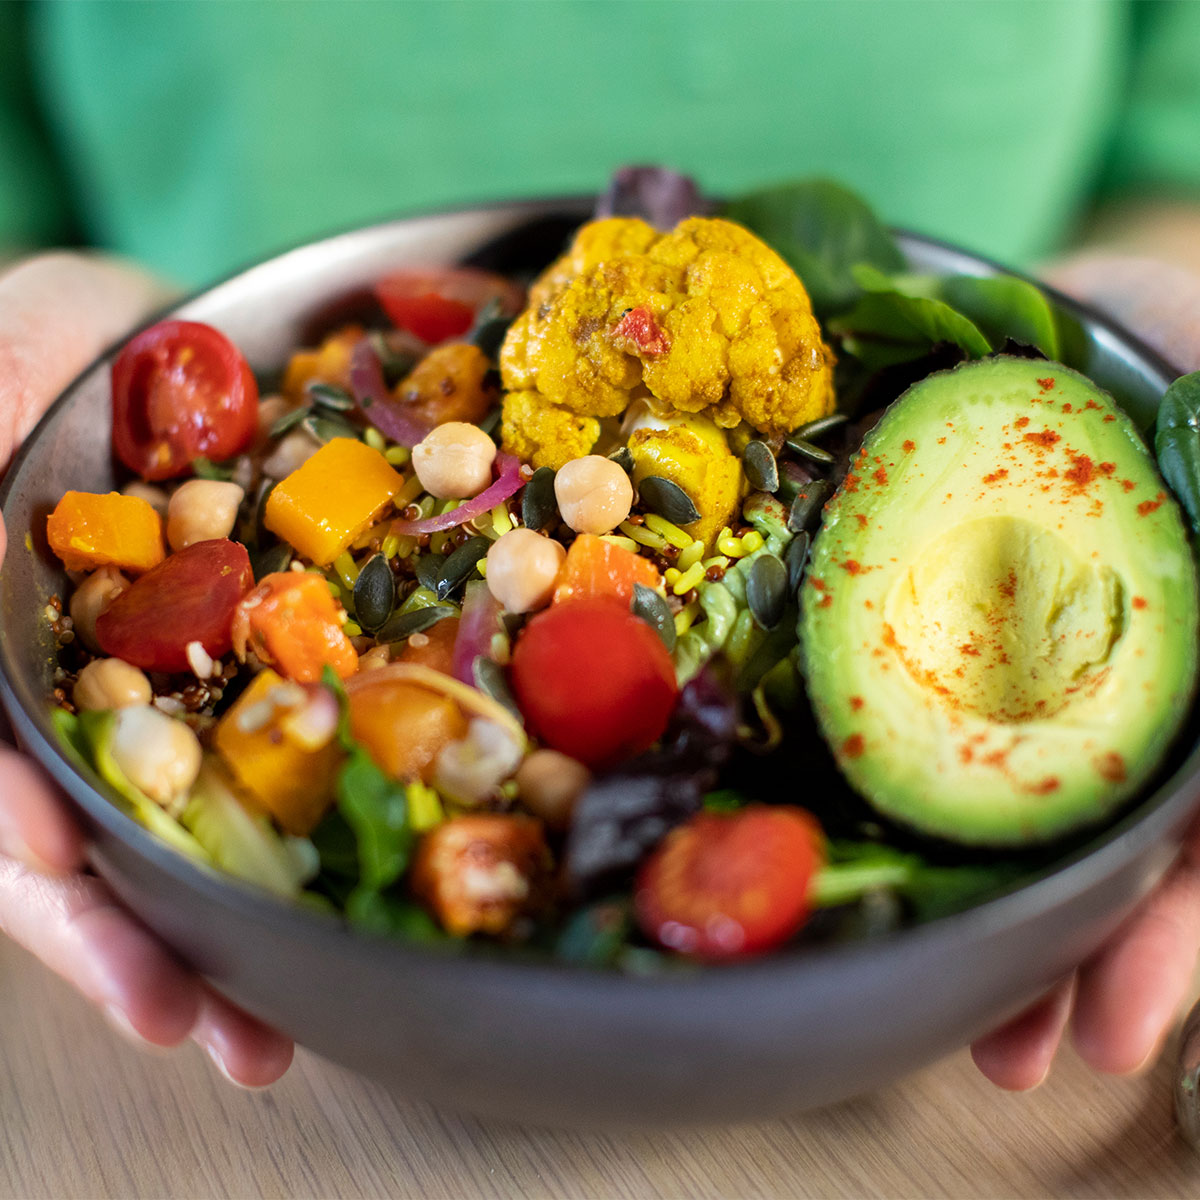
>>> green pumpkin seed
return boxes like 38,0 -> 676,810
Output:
353,553 -> 396,633
785,530 -> 811,593
522,466 -> 558,531
789,413 -> 848,442
607,446 -> 634,473
268,405 -> 309,439
253,479 -> 276,547
306,381 -> 356,413
302,411 -> 361,444
632,583 -> 676,652
787,479 -> 832,533
639,475 -> 700,525
468,298 -> 513,361
374,603 -> 458,644
747,553 -> 788,631
785,436 -> 835,466
368,331 -> 418,386
472,656 -> 522,721
478,406 -> 503,439
415,553 -> 445,593
250,541 -> 292,582
743,440 -> 779,493
435,536 -> 491,600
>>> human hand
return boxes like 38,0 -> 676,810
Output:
970,251 -> 1200,1090
0,254 -> 293,1087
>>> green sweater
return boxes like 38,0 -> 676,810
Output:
2,0 -> 1199,285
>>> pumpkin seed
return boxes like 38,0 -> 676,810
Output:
522,466 -> 558,531
302,411 -> 361,444
747,553 -> 788,631
435,536 -> 491,600
268,405 -> 309,439
785,530 -> 811,593
639,475 -> 700,525
785,436 -> 835,466
787,479 -> 832,533
306,381 -> 356,412
468,298 -> 513,360
250,541 -> 292,582
607,446 -> 634,473
353,553 -> 396,632
415,553 -> 445,593
743,440 -> 779,493
253,479 -> 276,547
472,656 -> 522,721
789,413 -> 848,442
375,603 -> 458,644
478,405 -> 503,439
632,583 -> 676,652
776,459 -> 815,502
368,331 -> 417,386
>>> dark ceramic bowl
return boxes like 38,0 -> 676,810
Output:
0,199 -> 1195,1127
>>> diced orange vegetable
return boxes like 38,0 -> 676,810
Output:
552,533 -> 662,606
232,571 -> 359,683
393,342 -> 497,427
347,677 -> 468,782
410,814 -> 549,936
397,616 -> 460,675
46,491 -> 165,574
281,325 -> 364,402
265,438 -> 404,565
213,669 -> 344,835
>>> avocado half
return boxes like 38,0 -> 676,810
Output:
800,356 -> 1200,847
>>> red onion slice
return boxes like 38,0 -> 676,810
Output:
349,339 -> 431,448
390,453 -> 524,536
452,579 -> 506,686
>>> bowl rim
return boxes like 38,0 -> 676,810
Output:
1,194 -> 1196,991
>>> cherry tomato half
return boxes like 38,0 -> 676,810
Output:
375,268 -> 524,345
509,597 -> 678,769
635,806 -> 824,960
112,320 -> 258,480
95,539 -> 254,673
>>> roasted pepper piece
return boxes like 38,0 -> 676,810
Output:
393,341 -> 497,428
281,325 -> 364,402
212,669 -> 344,836
552,533 -> 662,606
347,677 -> 468,782
264,437 -> 403,565
231,571 -> 359,683
410,813 -> 549,937
46,491 -> 165,574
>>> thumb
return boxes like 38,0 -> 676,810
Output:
0,252 -> 177,474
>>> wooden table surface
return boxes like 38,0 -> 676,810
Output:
2,937 -> 1199,1199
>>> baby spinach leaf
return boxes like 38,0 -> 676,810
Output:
1155,370 -> 1200,534
723,179 -> 905,317
939,274 -> 1060,359
337,747 -> 412,894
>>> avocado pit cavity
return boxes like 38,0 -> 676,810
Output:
883,516 -> 1124,724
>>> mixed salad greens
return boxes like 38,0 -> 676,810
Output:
43,169 -> 1200,968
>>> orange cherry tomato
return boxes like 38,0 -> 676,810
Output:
635,805 -> 825,960
112,320 -> 258,480
374,268 -> 523,345
509,597 -> 678,769
95,539 -> 254,673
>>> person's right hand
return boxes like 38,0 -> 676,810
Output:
0,254 -> 294,1087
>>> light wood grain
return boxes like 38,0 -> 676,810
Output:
1,932 -> 1198,1200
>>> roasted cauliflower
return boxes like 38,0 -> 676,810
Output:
499,216 -> 836,465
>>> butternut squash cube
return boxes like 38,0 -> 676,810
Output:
213,668 -> 344,835
46,491 -> 165,574
264,437 -> 404,565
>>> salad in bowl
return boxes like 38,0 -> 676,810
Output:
37,171 -> 1200,972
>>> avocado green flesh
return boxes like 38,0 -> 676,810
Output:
801,357 -> 1200,846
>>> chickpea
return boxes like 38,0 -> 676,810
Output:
515,749 -> 591,831
554,455 -> 634,534
73,658 -> 152,712
262,429 -> 321,480
121,480 -> 169,519
108,705 -> 202,807
412,422 -> 497,499
69,565 -> 129,652
485,528 -> 566,613
166,479 -> 246,551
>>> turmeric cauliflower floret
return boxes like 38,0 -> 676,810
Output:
500,216 -> 835,447
500,390 -> 601,470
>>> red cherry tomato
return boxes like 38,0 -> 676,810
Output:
112,320 -> 258,480
95,539 -> 254,673
635,806 -> 824,959
375,268 -> 524,345
509,598 -> 678,769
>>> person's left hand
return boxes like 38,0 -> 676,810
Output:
971,250 -> 1200,1090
